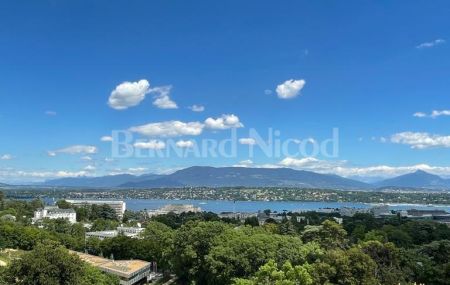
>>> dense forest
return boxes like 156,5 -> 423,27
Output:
0,192 -> 449,284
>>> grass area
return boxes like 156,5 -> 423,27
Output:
0,249 -> 25,266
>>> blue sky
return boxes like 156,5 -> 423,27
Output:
1,0 -> 450,183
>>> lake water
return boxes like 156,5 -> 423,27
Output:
119,199 -> 450,213
40,197 -> 450,213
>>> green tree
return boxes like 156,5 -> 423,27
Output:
56,200 -> 73,209
4,241 -> 118,285
140,221 -> 174,271
360,241 -> 405,284
233,260 -> 313,285
205,227 -> 322,284
301,220 -> 348,250
244,216 -> 259,227
171,221 -> 230,283
310,248 -> 378,285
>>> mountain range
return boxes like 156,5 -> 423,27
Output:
374,170 -> 450,189
38,166 -> 450,190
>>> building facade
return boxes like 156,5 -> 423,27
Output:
66,200 -> 126,219
33,206 -> 77,224
71,251 -> 152,285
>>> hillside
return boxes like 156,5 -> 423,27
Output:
120,166 -> 370,189
375,170 -> 450,189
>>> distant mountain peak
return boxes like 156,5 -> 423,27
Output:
42,166 -> 370,189
375,170 -> 449,189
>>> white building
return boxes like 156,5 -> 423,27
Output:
66,200 -> 126,219
71,251 -> 152,285
33,206 -> 77,224
117,226 -> 145,238
85,226 -> 145,240
147,204 -> 201,217
85,230 -> 118,240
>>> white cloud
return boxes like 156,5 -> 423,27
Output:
1,154 -> 13,160
391,132 -> 450,149
189,105 -> 205,112
134,140 -> 166,149
239,138 -> 256,145
276,79 -> 306,99
101,136 -> 113,142
48,145 -> 98,156
277,157 -> 450,179
108,167 -> 148,175
176,140 -> 195,148
129,120 -> 204,137
151,86 -> 178,109
279,157 -> 343,170
431,110 -> 450,118
108,79 -> 150,110
413,112 -> 427,118
81,156 -> 93,161
416,38 -> 445,49
0,169 -> 92,182
84,165 -> 96,171
45,111 -> 57,116
413,110 -> 450,118
204,114 -> 243,129
264,89 -> 273,95
240,159 -> 253,165
233,159 -> 254,167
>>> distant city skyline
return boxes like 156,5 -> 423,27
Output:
1,0 -> 450,183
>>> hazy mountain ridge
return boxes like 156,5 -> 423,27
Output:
42,166 -> 369,189
43,173 -> 163,188
375,170 -> 450,189
40,167 -> 450,190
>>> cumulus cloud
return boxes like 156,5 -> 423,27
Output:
431,110 -> 450,118
275,79 -> 306,99
151,86 -> 178,109
176,140 -> 195,148
416,38 -> 445,49
413,112 -> 427,118
188,104 -> 205,112
279,157 -> 345,170
100,136 -> 113,142
108,167 -> 149,176
0,169 -> 92,182
413,110 -> 450,118
108,79 -> 151,110
391,132 -> 450,149
45,111 -> 57,116
1,154 -> 13,160
129,120 -> 204,137
81,156 -> 93,161
204,114 -> 243,129
133,140 -> 166,149
239,138 -> 256,145
277,157 -> 450,179
233,159 -> 254,167
84,165 -> 96,171
48,145 -> 98,156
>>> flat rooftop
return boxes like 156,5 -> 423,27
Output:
70,251 -> 150,278
66,199 -> 125,204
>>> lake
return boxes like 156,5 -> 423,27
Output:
117,199 -> 450,213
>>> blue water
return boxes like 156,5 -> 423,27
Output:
40,198 -> 450,213
122,199 -> 450,213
